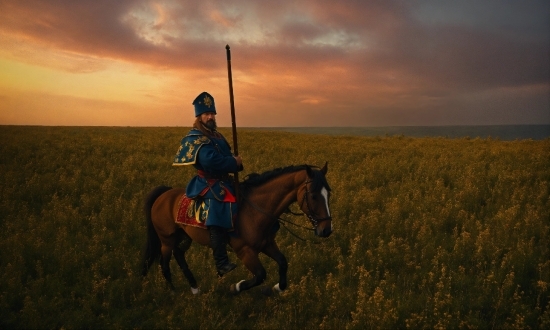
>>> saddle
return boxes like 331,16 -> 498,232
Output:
175,195 -> 207,229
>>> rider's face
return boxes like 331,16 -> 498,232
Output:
200,112 -> 216,129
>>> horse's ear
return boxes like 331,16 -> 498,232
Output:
321,162 -> 328,175
306,165 -> 314,178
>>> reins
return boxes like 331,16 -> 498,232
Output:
278,218 -> 312,243
242,179 -> 331,243
245,198 -> 317,243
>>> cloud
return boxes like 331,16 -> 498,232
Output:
0,0 -> 548,126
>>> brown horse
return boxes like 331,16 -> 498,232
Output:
141,163 -> 332,295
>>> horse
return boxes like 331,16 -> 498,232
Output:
141,163 -> 333,295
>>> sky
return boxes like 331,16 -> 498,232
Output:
0,0 -> 548,127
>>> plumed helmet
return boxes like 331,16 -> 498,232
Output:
192,92 -> 217,117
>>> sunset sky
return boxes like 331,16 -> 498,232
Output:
1,0 -> 548,127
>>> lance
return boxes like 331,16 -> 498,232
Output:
226,44 -> 239,197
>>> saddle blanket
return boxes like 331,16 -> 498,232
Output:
175,195 -> 207,229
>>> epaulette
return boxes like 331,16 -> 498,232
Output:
173,130 -> 211,165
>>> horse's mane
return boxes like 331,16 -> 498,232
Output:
240,164 -> 330,198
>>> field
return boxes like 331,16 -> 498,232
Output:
1,126 -> 549,329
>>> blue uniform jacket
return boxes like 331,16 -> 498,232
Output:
173,129 -> 239,228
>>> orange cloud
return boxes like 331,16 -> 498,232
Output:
0,0 -> 548,126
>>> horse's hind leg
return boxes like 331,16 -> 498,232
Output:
173,233 -> 199,294
262,241 -> 288,295
160,244 -> 175,290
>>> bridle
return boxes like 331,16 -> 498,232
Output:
299,180 -> 332,228
243,179 -> 332,230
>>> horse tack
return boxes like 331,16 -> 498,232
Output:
245,179 -> 331,230
299,179 -> 332,228
175,194 -> 206,229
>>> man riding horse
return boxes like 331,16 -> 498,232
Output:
172,91 -> 243,277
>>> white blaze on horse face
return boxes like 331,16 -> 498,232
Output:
321,187 -> 331,217
321,187 -> 333,231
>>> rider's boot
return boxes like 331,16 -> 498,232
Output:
209,226 -> 237,276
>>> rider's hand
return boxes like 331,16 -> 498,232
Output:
234,155 -> 242,167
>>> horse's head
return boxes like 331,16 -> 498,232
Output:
299,162 -> 333,238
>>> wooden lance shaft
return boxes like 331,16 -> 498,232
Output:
226,45 -> 239,197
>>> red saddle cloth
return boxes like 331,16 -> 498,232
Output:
175,195 -> 207,229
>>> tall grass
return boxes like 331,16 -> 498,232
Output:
1,126 -> 548,329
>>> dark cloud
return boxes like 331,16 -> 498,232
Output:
0,0 -> 548,125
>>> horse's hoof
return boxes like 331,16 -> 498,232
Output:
191,287 -> 200,295
230,280 -> 245,295
230,283 -> 239,295
272,283 -> 284,293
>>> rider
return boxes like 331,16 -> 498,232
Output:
172,91 -> 243,276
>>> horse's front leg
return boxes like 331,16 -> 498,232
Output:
261,240 -> 288,295
230,247 -> 266,294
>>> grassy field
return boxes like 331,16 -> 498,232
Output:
1,126 -> 549,329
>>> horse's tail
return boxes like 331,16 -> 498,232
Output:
141,185 -> 173,276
